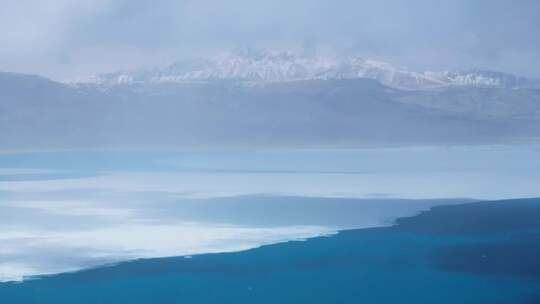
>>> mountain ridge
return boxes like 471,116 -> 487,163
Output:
1,63 -> 540,150
68,49 -> 540,91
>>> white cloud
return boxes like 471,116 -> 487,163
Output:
0,0 -> 112,52
1,0 -> 540,79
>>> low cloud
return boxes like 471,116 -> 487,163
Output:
1,0 -> 540,79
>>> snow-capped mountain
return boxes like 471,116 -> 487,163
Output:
74,49 -> 538,91
3,66 -> 540,150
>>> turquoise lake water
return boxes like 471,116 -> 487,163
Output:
1,198 -> 539,304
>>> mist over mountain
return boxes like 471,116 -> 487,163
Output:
75,49 -> 540,91
1,50 -> 540,150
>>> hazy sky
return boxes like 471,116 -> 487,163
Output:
1,0 -> 539,80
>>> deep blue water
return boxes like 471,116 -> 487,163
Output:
1,198 -> 539,303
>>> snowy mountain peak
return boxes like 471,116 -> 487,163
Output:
74,49 -> 538,90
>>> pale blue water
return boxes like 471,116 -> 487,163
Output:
2,145 -> 540,199
2,145 -> 539,174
